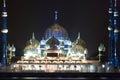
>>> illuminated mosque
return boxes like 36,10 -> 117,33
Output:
24,23 -> 87,59
22,9 -> 88,60
0,0 -> 119,72
15,11 -> 91,72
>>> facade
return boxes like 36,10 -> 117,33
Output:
23,23 -> 87,59
10,13 -> 101,72
8,10 -> 96,72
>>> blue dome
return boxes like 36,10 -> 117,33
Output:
45,24 -> 68,40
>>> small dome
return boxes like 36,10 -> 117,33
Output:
73,33 -> 87,54
45,24 -> 68,40
74,32 -> 86,48
75,38 -> 86,48
26,39 -> 40,48
24,45 -> 37,50
73,39 -> 86,54
24,33 -> 40,50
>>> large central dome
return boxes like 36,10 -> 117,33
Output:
45,23 -> 68,40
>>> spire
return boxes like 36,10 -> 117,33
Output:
114,0 -> 118,17
54,10 -> 58,23
32,32 -> 35,39
3,0 -> 6,7
2,0 -> 7,17
77,32 -> 80,39
75,32 -> 80,44
109,0 -> 113,13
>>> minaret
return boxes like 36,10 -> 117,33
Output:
1,0 -> 8,67
113,0 -> 119,66
108,0 -> 115,66
108,0 -> 119,67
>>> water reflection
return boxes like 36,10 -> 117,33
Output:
2,77 -> 111,80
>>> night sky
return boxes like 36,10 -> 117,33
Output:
0,0 -> 120,57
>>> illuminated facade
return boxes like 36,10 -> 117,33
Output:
1,0 -> 119,73
10,11 -> 101,72
23,24 -> 87,59
9,11 -> 94,72
11,30 -> 99,72
23,10 -> 88,59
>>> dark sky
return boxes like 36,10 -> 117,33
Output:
0,0 -> 120,57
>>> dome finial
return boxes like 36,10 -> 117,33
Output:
54,10 -> 58,23
77,32 -> 80,39
32,32 -> 35,39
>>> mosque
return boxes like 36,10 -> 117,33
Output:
8,6 -> 99,73
0,0 -> 119,72
12,12 -> 97,72
24,24 -> 87,60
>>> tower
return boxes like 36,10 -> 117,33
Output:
108,0 -> 115,67
113,0 -> 119,66
1,0 -> 8,67
108,0 -> 119,67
